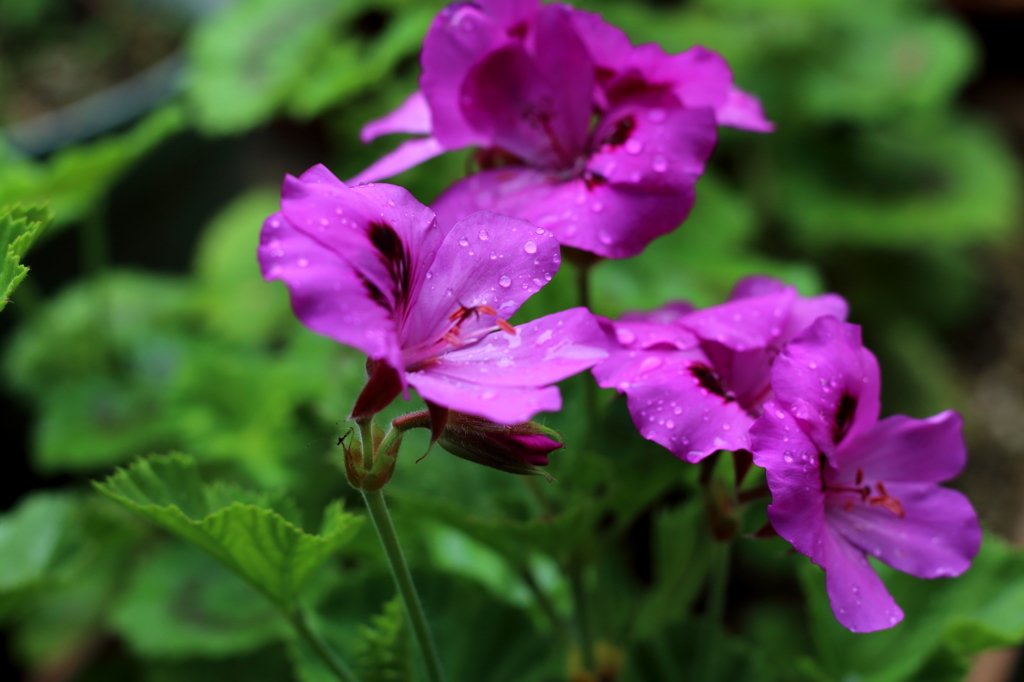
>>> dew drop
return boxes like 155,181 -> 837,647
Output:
615,328 -> 636,345
478,229 -> 489,241
673,406 -> 682,415
524,241 -> 537,254
625,138 -> 643,155
459,236 -> 470,247
298,258 -> 309,268
639,356 -> 662,373
490,251 -> 497,260
598,230 -> 613,245
544,272 -> 552,281
783,451 -> 793,463
666,420 -> 675,429
387,199 -> 395,206
652,155 -> 668,173
647,107 -> 667,123
499,275 -> 512,288
591,202 -> 604,213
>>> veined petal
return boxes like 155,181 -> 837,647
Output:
569,8 -> 634,76
421,3 -> 507,149
822,526 -> 904,633
280,167 -> 443,326
258,211 -> 402,371
426,307 -> 609,388
406,372 -> 561,425
678,289 -> 794,352
753,402 -> 828,560
603,316 -> 699,351
348,137 -> 446,185
837,411 -> 967,484
827,483 -> 981,580
770,317 -> 881,457
360,91 -> 433,143
403,211 -> 561,347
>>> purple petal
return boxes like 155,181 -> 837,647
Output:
678,290 -> 795,352
421,3 -> 507,149
360,90 -> 433,143
280,176 -> 436,326
702,343 -> 774,410
569,9 -> 634,76
402,211 -> 561,348
837,411 -> 967,484
424,307 -> 609,390
716,86 -> 775,133
603,307 -> 700,351
782,293 -> 849,346
827,482 -> 981,580
753,402 -> 828,559
259,211 -> 403,371
433,167 -> 697,259
475,0 -> 541,29
628,45 -> 732,112
407,371 -> 562,424
588,93 -> 717,193
347,137 -> 445,185
822,526 -> 904,633
595,347 -> 751,461
619,301 -> 695,324
770,317 -> 881,457
729,275 -> 788,300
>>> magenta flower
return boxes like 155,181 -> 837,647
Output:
351,0 -> 772,259
750,316 -> 981,633
592,276 -> 846,462
258,164 -> 608,424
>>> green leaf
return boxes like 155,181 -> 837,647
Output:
0,493 -> 74,598
188,0 -> 354,134
0,203 -> 53,313
354,597 -> 414,682
109,541 -> 288,658
0,107 -> 185,228
94,454 -> 363,611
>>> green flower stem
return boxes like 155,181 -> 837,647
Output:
696,541 -> 731,681
290,608 -> 362,682
569,564 -> 598,673
361,488 -> 447,682
357,418 -> 375,470
377,424 -> 404,461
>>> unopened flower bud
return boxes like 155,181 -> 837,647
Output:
394,411 -> 563,479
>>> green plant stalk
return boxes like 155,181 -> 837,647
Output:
357,418 -> 375,470
290,608 -> 362,682
569,565 -> 598,673
362,488 -> 447,682
696,541 -> 731,681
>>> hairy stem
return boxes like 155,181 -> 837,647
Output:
357,418 -> 374,470
290,608 -> 362,682
362,489 -> 446,682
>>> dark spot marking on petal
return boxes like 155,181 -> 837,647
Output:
834,391 -> 857,444
357,272 -> 391,311
507,22 -> 528,40
602,115 -> 635,148
583,171 -> 607,191
368,221 -> 411,311
688,363 -> 732,401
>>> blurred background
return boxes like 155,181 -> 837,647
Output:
3,0 -> 1024,680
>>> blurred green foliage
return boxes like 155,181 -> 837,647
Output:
2,0 -> 1023,680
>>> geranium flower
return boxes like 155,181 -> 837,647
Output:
750,316 -> 981,632
258,164 -> 608,424
592,276 -> 846,461
352,0 -> 771,259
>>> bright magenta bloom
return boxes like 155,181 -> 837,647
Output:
258,164 -> 608,424
592,277 -> 846,462
352,0 -> 771,259
751,316 -> 981,633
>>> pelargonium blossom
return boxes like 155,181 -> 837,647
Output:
258,164 -> 608,425
750,316 -> 981,632
592,276 -> 846,462
351,0 -> 772,259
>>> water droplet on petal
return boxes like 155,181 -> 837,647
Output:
647,108 -> 667,123
616,328 -> 636,345
524,241 -> 537,254
499,275 -> 512,288
478,229 -> 489,241
598,231 -> 613,245
652,155 -> 668,173
591,202 -> 604,213
387,199 -> 395,206
666,420 -> 675,429
298,258 -> 309,268
490,251 -> 497,260
639,356 -> 662,373
625,138 -> 643,155
459,237 -> 469,247
783,451 -> 793,462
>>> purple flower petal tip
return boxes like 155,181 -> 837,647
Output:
752,318 -> 981,632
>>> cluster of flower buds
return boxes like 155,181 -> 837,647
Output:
260,0 -> 981,636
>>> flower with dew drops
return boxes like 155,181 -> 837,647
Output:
750,316 -> 981,632
258,164 -> 609,427
351,0 -> 772,259
592,276 -> 847,462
